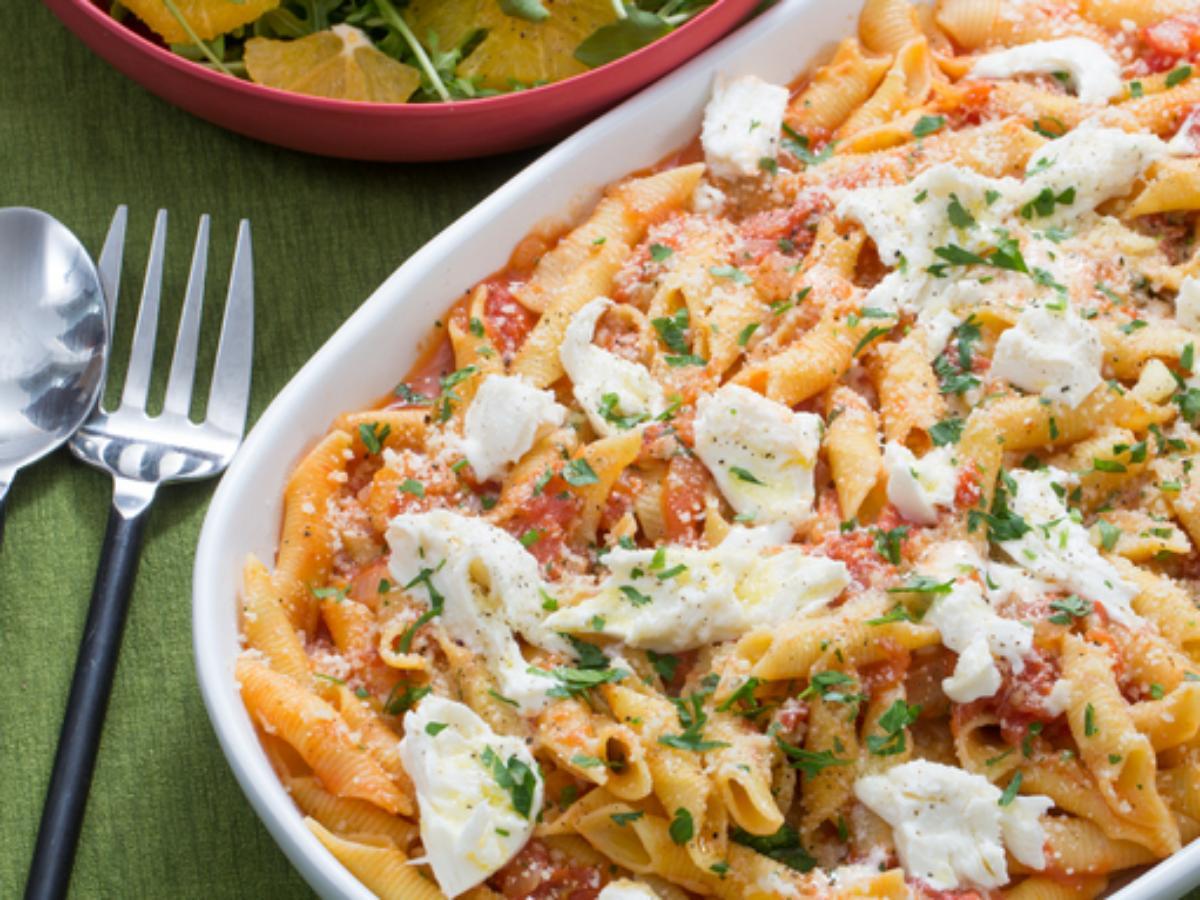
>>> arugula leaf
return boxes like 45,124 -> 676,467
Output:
498,0 -> 549,21
574,8 -> 671,68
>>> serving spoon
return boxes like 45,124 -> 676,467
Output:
0,207 -> 110,547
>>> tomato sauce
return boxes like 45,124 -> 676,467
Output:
491,839 -> 604,900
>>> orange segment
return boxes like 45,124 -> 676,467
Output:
244,26 -> 422,103
123,0 -> 280,43
404,0 -> 618,91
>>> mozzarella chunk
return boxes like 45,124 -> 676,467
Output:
544,526 -> 848,652
998,467 -> 1139,626
560,297 -> 665,436
598,880 -> 660,900
400,696 -> 542,898
694,384 -> 821,527
1021,125 -> 1166,226
919,542 -> 1034,704
990,303 -> 1102,408
883,442 -> 958,525
462,374 -> 566,482
854,760 -> 1052,891
837,164 -> 1015,278
700,74 -> 789,179
387,511 -> 566,712
1178,276 -> 1200,331
969,38 -> 1122,104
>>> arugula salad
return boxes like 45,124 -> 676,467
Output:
110,0 -> 721,103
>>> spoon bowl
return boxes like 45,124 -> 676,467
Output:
0,207 -> 108,540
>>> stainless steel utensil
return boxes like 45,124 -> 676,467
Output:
0,207 -> 109,546
25,208 -> 253,900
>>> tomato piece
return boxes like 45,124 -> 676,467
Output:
484,281 -> 538,356
663,454 -> 711,544
491,839 -> 603,900
1143,15 -> 1200,59
502,483 -> 581,566
955,462 -> 983,511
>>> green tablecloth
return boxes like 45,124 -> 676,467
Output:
1,3 -> 532,895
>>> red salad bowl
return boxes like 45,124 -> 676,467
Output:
45,0 -> 761,161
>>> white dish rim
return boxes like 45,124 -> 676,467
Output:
191,1 -> 1200,897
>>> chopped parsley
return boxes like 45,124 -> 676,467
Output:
383,682 -> 431,715
731,825 -> 816,873
358,421 -> 391,455
650,243 -> 674,262
998,771 -> 1023,806
480,746 -> 537,819
425,721 -> 449,736
730,466 -> 765,485
1166,65 -> 1193,88
866,700 -> 921,756
912,114 -> 946,138
597,392 -> 649,430
658,679 -> 729,753
709,265 -> 753,285
562,458 -> 599,486
397,564 -> 447,652
871,525 -> 909,565
929,416 -> 965,446
669,808 -> 695,844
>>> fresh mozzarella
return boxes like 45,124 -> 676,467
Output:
700,74 -> 789,180
918,542 -> 1034,704
990,303 -> 1102,408
692,180 -> 728,216
836,164 -> 1014,280
998,467 -> 1139,626
883,442 -> 958,526
1020,125 -> 1166,226
598,880 -> 660,900
1178,276 -> 1200,331
462,374 -> 565,482
544,526 -> 848,653
559,297 -> 665,436
400,696 -> 542,898
969,38 -> 1122,105
693,384 -> 821,528
855,760 -> 1052,891
386,511 -> 567,712
919,308 -> 961,361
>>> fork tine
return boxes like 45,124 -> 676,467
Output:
163,215 -> 210,419
205,220 -> 253,437
120,209 -> 168,411
98,206 -> 127,333
95,206 -> 128,414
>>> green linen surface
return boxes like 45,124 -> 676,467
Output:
1,3 -> 531,895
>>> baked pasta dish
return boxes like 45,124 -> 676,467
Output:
234,0 -> 1200,896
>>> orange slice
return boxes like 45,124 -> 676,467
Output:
123,0 -> 280,43
244,26 -> 422,103
404,0 -> 618,91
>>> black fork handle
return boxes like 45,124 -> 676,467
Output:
25,503 -> 149,900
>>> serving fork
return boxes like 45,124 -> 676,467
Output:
25,208 -> 253,900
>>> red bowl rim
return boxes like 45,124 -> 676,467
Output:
64,0 -> 748,117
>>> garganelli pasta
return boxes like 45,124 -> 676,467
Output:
236,2 -> 1200,897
